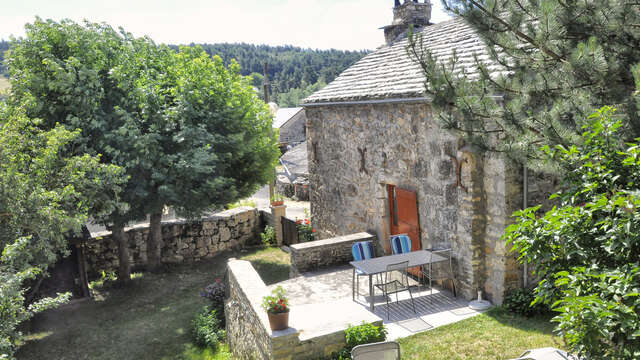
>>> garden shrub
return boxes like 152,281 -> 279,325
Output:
192,307 -> 225,350
503,288 -> 550,317
201,280 -> 226,326
330,322 -> 387,359
505,107 -> 640,359
296,218 -> 316,242
260,225 -> 275,246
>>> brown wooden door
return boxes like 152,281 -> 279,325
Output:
388,185 -> 422,276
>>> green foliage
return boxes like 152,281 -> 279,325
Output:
182,43 -> 366,105
296,218 -> 316,243
329,322 -> 387,359
503,288 -> 550,318
192,307 -> 225,350
201,280 -> 226,327
505,107 -> 640,358
276,79 -> 327,108
260,225 -> 275,246
407,0 -> 640,169
0,103 -> 124,359
261,285 -> 289,314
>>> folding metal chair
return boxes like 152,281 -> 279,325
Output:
421,248 -> 456,297
374,261 -> 416,320
351,341 -> 401,360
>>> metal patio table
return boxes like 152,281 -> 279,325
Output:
350,250 -> 447,312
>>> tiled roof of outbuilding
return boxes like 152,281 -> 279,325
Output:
303,17 -> 503,104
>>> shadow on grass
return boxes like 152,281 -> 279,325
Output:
485,306 -> 556,336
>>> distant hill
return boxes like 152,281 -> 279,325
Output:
0,40 -> 367,106
176,43 -> 367,105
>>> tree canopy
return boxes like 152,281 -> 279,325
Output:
407,0 -> 640,168
6,19 -> 280,272
0,103 -> 124,359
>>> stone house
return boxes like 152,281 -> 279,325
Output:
277,141 -> 310,201
273,107 -> 307,149
302,0 -> 549,304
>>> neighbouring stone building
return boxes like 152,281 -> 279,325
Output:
273,107 -> 307,149
277,141 -> 309,200
302,0 -> 551,304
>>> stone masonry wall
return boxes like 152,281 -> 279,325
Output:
290,232 -> 376,276
86,207 -> 263,277
305,102 -> 539,304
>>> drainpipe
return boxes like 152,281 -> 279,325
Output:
523,166 -> 528,288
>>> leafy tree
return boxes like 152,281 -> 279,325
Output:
0,103 -> 123,359
407,0 -> 640,168
505,107 -> 640,358
6,19 -> 145,282
7,19 -> 280,273
131,47 -> 280,269
277,79 -> 327,108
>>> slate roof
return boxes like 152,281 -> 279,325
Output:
273,107 -> 304,128
280,141 -> 308,177
303,17 -> 503,104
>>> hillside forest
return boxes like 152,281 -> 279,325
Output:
0,40 -> 367,107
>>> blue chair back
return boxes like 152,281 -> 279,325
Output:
352,241 -> 375,261
390,234 -> 412,254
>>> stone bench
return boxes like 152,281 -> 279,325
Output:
289,232 -> 376,276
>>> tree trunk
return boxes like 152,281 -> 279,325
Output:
147,212 -> 163,271
112,223 -> 131,284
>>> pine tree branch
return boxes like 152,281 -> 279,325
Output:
466,0 -> 566,63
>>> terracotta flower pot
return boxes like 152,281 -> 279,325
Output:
270,200 -> 284,207
267,311 -> 289,331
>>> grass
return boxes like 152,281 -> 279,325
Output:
17,247 -> 291,360
398,307 -> 562,360
226,199 -> 257,209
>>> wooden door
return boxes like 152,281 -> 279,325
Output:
388,185 -> 422,276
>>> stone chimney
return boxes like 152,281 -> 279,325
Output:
381,0 -> 432,44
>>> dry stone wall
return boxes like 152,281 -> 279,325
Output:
86,207 -> 263,277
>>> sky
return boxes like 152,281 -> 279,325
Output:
0,0 -> 451,51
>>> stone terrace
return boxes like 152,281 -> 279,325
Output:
271,265 -> 483,341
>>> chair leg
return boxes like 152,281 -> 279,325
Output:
385,292 -> 390,320
408,288 -> 416,314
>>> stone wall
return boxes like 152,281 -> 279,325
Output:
86,207 -> 263,276
289,232 -> 376,276
304,101 -> 547,304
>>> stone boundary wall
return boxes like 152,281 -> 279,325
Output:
226,258 -> 381,359
290,232 -> 376,277
86,207 -> 263,277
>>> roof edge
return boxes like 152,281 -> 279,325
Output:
301,97 -> 432,107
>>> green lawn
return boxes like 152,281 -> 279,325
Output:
17,247 -> 291,360
399,307 -> 562,360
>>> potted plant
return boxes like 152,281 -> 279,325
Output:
270,193 -> 284,207
262,286 -> 289,331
